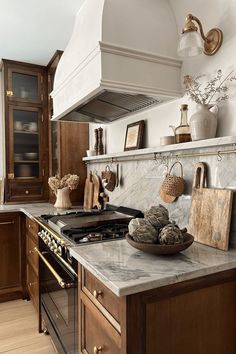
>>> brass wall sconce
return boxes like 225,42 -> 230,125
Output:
178,14 -> 223,57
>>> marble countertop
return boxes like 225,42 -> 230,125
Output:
70,240 -> 236,297
0,203 -> 82,218
3,202 -> 236,299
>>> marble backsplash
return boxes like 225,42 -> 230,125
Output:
87,145 -> 236,247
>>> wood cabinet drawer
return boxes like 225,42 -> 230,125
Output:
27,232 -> 38,275
26,217 -> 39,239
82,268 -> 121,324
27,263 -> 39,313
9,183 -> 43,198
80,292 -> 121,354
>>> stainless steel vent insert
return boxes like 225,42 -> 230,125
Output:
61,90 -> 163,123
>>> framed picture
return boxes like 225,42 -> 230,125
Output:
124,120 -> 145,151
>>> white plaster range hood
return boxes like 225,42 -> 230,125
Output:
51,0 -> 182,123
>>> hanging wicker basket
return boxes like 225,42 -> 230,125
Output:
161,161 -> 184,197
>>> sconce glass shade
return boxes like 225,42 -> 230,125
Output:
177,31 -> 204,57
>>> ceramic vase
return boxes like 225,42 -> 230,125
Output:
54,187 -> 72,209
189,104 -> 218,141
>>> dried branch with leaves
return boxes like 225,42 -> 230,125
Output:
48,174 -> 79,194
183,70 -> 236,104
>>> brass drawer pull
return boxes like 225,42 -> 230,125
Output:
29,250 -> 34,254
94,346 -> 103,354
93,290 -> 103,299
25,190 -> 30,195
0,221 -> 14,225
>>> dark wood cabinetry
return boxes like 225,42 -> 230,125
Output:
2,59 -> 49,203
47,51 -> 89,204
78,265 -> 236,354
0,212 -> 26,302
26,216 -> 39,314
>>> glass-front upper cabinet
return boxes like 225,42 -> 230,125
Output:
9,106 -> 41,179
2,59 -> 49,203
4,64 -> 43,104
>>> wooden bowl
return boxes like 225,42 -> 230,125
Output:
125,233 -> 194,255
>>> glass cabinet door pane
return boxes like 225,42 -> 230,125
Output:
12,72 -> 38,100
13,109 -> 40,178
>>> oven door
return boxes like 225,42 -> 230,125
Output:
38,241 -> 77,354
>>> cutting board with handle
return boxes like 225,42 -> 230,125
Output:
92,173 -> 102,209
188,162 -> 233,251
83,172 -> 94,209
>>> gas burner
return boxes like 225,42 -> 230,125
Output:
62,222 -> 130,244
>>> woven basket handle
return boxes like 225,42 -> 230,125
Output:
192,162 -> 207,189
168,161 -> 183,178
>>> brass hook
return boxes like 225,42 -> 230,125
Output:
217,151 -> 222,162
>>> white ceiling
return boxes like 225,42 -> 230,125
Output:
0,0 -> 85,66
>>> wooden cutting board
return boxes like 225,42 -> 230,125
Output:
188,162 -> 233,251
83,172 -> 94,209
92,173 -> 102,209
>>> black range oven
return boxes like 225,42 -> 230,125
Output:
36,231 -> 78,354
36,205 -> 143,353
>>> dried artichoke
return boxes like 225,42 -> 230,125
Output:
128,218 -> 158,244
158,224 -> 184,245
144,205 -> 169,230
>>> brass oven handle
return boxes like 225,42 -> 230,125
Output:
34,247 -> 74,289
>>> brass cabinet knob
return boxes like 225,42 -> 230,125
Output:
29,250 -> 33,254
93,290 -> 102,299
25,190 -> 29,195
29,282 -> 32,287
94,346 -> 103,354
6,90 -> 13,97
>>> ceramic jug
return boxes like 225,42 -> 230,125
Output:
190,104 -> 218,141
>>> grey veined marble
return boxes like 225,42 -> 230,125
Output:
89,144 -> 236,246
70,239 -> 236,296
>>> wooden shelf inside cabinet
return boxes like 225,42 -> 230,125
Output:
14,161 -> 39,164
14,131 -> 39,135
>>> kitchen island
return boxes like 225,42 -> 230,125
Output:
71,240 -> 236,354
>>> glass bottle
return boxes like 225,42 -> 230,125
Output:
175,104 -> 191,143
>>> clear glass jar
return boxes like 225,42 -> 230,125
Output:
175,104 -> 192,143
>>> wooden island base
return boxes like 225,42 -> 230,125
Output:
78,266 -> 236,354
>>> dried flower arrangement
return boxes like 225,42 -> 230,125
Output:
48,174 -> 79,194
183,70 -> 236,105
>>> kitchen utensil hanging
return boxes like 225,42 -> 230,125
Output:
101,165 -> 116,192
160,161 -> 185,203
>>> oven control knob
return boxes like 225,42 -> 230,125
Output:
56,246 -> 62,256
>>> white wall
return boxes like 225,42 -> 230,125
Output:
90,0 -> 236,153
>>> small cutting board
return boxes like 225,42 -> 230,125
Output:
92,173 -> 102,209
188,162 -> 233,251
83,172 -> 94,209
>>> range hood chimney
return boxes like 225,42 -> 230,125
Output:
51,0 -> 182,123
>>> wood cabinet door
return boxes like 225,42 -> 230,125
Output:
80,292 -> 121,354
5,66 -> 44,105
5,104 -> 48,201
0,213 -> 22,302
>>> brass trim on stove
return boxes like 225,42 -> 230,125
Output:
35,247 -> 75,288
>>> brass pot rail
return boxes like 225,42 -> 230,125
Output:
84,145 -> 236,165
34,247 -> 74,289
